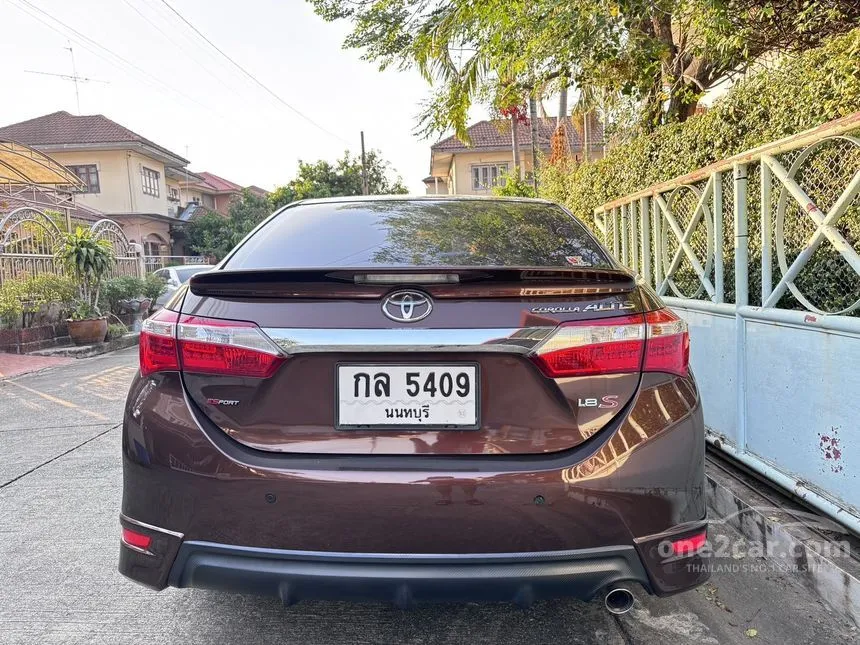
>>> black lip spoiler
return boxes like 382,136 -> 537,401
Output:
188,267 -> 636,298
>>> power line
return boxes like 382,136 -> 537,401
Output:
158,0 -> 351,146
121,0 -> 236,95
8,0 -> 225,118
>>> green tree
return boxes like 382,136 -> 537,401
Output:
271,150 -> 408,206
185,189 -> 271,261
310,0 -> 860,136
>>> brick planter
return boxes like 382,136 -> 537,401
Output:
0,324 -> 71,354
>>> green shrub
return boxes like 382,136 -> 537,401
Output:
492,170 -> 536,198
141,273 -> 166,303
0,274 -> 77,328
541,28 -> 860,219
106,323 -> 128,340
100,276 -> 145,315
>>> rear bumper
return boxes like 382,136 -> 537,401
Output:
120,370 -> 710,598
168,542 -> 651,605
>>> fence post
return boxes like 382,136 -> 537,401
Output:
760,163 -> 773,303
733,162 -> 748,453
640,196 -> 651,284
713,171 -> 724,304
612,207 -> 620,259
652,194 -> 662,289
620,203 -> 629,266
130,243 -> 146,279
630,201 -> 639,274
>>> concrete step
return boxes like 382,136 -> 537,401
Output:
706,449 -> 860,627
30,332 -> 140,359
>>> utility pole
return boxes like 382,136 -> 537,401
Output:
24,42 -> 107,114
360,131 -> 369,195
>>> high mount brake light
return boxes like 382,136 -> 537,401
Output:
139,310 -> 284,378
529,308 -> 689,378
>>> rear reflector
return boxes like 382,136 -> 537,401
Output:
139,310 -> 284,378
121,527 -> 152,550
530,308 -> 689,378
671,530 -> 707,556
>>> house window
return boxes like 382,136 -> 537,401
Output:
141,167 -> 160,197
67,164 -> 100,193
471,164 -> 508,191
168,186 -> 180,201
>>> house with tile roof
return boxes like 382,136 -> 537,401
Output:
428,116 -> 604,195
0,111 -> 269,260
0,110 -> 190,258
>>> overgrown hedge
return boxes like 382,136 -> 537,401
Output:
541,28 -> 860,221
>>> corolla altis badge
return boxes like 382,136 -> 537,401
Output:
382,290 -> 433,323
531,302 -> 636,314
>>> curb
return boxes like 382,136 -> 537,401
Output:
706,455 -> 860,627
29,332 -> 140,359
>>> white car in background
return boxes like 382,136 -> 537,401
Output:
152,265 -> 214,308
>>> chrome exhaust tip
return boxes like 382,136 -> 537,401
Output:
604,587 -> 635,615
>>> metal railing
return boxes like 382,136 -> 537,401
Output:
593,112 -> 860,535
143,255 -> 207,273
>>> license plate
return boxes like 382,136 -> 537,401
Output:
336,364 -> 479,429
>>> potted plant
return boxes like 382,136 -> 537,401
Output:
55,227 -> 115,345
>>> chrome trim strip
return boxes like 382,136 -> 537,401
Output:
260,327 -> 554,355
120,513 -> 185,539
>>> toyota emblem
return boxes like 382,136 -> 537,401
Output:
382,290 -> 433,323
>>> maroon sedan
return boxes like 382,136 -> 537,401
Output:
119,197 -> 709,612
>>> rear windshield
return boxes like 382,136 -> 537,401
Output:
224,200 -> 612,269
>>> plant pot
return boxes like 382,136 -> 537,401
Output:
67,317 -> 108,346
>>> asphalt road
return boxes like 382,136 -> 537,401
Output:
0,348 -> 856,645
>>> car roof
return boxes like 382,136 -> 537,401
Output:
291,195 -> 556,207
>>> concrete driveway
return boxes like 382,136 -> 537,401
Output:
0,348 -> 856,644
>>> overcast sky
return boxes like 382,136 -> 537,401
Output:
1,0 -> 489,193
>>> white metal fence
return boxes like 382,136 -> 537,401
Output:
0,209 -> 146,284
594,112 -> 860,533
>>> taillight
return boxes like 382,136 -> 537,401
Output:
138,311 -> 284,378
176,315 -> 284,378
530,314 -> 645,378
643,308 -> 689,377
139,309 -> 179,376
530,308 -> 689,378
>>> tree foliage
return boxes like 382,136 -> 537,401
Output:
270,150 -> 408,208
310,0 -> 860,137
185,189 -> 271,261
187,150 -> 408,261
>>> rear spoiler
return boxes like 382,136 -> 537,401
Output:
188,267 -> 637,299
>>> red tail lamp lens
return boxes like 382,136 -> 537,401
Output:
139,309 -> 179,376
530,308 -> 690,378
121,527 -> 152,550
530,314 -> 646,378
644,308 -> 689,377
139,311 -> 284,378
176,315 -> 284,378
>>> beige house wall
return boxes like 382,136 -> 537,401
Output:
450,150 -> 536,196
50,149 -> 169,215
115,216 -> 172,252
49,150 -> 132,212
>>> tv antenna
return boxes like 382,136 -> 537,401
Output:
24,42 -> 108,113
